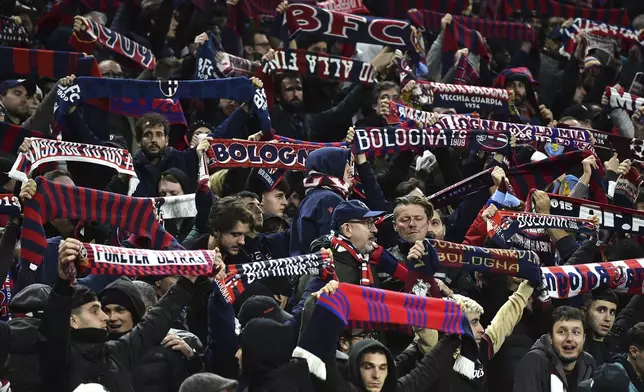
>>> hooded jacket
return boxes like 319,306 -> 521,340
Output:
240,318 -> 315,392
493,67 -> 541,125
513,334 -> 596,392
348,339 -> 397,392
99,278 -> 200,392
290,147 -> 351,256
5,283 -> 51,392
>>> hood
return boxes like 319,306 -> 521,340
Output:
252,359 -> 315,392
99,277 -> 146,325
493,67 -> 539,109
305,147 -> 350,179
157,167 -> 194,194
240,318 -> 295,388
348,339 -> 396,392
529,334 -> 594,383
9,283 -> 51,315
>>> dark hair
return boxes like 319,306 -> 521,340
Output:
358,343 -> 388,361
262,215 -> 287,234
275,72 -> 303,98
159,172 -> 181,185
627,322 -> 644,351
393,178 -> 422,199
605,238 -> 644,261
236,190 -> 260,201
373,81 -> 400,102
242,25 -> 268,47
582,287 -> 619,311
70,284 -> 98,312
208,196 -> 254,235
392,195 -> 434,221
550,306 -> 584,334
179,373 -> 237,392
295,33 -> 325,51
43,169 -> 72,182
135,112 -> 170,142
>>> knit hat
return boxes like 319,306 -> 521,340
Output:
584,56 -> 602,72
99,277 -> 146,325
159,167 -> 194,194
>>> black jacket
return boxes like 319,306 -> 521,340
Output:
5,283 -> 51,392
611,354 -> 644,392
39,277 -> 196,392
99,277 -> 201,392
513,334 -> 596,392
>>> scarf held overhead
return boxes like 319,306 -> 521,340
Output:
427,167 -> 495,207
352,127 -> 512,157
69,18 -> 156,70
9,138 -> 137,185
501,0 -> 630,26
21,177 -> 174,270
0,46 -> 102,78
0,194 -> 20,216
54,77 -> 271,133
262,49 -> 377,85
215,251 -> 334,303
78,243 -> 213,276
280,3 -> 416,50
534,190 -> 644,237
195,32 -> 260,80
426,238 -> 542,284
206,139 -> 320,171
541,259 -> 644,299
0,121 -> 45,155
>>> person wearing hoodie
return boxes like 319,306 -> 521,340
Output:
156,168 -> 196,243
290,147 -> 353,256
38,237 -> 212,392
5,283 -> 51,392
99,277 -> 202,392
610,323 -> 644,392
236,318 -> 315,392
514,306 -> 596,392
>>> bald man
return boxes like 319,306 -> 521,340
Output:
99,60 -> 123,78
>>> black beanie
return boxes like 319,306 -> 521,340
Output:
99,278 -> 146,325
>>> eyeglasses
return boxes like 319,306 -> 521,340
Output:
347,219 -> 376,229
103,71 -> 124,79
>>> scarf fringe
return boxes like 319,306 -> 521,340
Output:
453,354 -> 477,379
292,347 -> 327,381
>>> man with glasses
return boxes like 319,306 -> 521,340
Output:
241,27 -> 271,61
98,60 -> 124,78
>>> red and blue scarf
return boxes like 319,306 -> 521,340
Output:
21,177 -> 175,270
0,46 -> 102,78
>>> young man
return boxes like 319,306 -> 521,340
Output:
0,79 -> 35,125
99,277 -> 201,392
514,306 -> 596,392
207,196 -> 255,261
582,288 -> 619,365
38,237 -> 208,391
611,322 -> 644,391
108,113 -> 207,197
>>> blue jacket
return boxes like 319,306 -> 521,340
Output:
289,147 -> 350,256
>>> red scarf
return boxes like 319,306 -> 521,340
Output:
331,235 -> 374,286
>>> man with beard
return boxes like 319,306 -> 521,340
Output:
0,79 -> 35,125
514,306 -> 595,392
107,113 -> 210,197
582,288 -> 619,365
99,277 -> 201,392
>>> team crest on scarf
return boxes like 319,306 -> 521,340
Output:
631,139 -> 644,160
159,80 -> 179,97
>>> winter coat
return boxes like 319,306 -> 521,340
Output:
612,354 -> 644,392
39,277 -> 196,392
5,284 -> 51,392
290,147 -> 350,256
513,334 -> 596,392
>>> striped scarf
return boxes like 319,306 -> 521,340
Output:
561,18 -> 643,57
0,195 -> 20,217
501,0 -> 630,26
508,150 -> 607,202
541,259 -> 644,299
195,32 -> 259,80
78,243 -> 214,276
21,177 -> 174,270
0,17 -> 29,47
303,172 -> 351,199
408,9 -> 537,43
605,86 -> 643,113
0,122 -> 46,155
370,0 -> 468,18
69,18 -> 156,70
215,251 -> 334,303
331,234 -> 374,286
428,167 -> 495,208
0,47 -> 102,78
293,282 -> 477,380
426,238 -> 542,284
